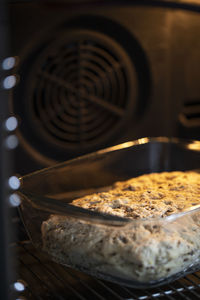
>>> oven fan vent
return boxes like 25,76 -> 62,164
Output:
179,100 -> 200,127
13,21 -> 144,163
28,30 -> 137,152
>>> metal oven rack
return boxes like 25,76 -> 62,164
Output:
13,219 -> 200,300
15,241 -> 200,300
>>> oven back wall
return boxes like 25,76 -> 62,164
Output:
9,1 -> 200,174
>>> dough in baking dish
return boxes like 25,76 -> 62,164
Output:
41,171 -> 200,283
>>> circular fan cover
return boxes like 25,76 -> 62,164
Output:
14,28 -> 138,161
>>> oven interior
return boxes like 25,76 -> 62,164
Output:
1,0 -> 200,299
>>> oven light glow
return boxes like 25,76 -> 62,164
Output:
138,137 -> 149,145
186,141 -> 200,151
2,57 -> 16,70
5,116 -> 18,131
152,292 -> 161,297
13,281 -> 25,292
164,290 -> 173,295
8,176 -> 20,190
9,194 -> 21,207
3,75 -> 16,89
5,135 -> 19,149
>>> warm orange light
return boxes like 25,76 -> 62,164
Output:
186,141 -> 200,151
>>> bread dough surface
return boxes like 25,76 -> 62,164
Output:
41,171 -> 200,283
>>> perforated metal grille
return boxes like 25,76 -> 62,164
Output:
28,30 -> 137,149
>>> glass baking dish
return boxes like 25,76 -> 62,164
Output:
18,137 -> 200,288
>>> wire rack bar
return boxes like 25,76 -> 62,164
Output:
48,263 -> 106,300
16,239 -> 200,300
19,257 -> 56,300
164,283 -> 193,300
19,243 -> 87,300
92,278 -> 126,299
183,275 -> 200,299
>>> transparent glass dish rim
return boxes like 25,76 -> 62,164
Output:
19,136 -> 200,228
